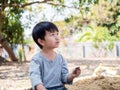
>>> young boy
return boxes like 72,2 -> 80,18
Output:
29,21 -> 81,90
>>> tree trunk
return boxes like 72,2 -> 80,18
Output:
0,34 -> 18,61
0,10 -> 18,61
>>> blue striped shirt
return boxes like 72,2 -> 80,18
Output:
29,52 -> 71,90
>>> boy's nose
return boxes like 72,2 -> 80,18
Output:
55,35 -> 60,40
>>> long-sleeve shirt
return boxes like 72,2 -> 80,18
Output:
29,52 -> 71,90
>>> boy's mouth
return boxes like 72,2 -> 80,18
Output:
56,41 -> 60,44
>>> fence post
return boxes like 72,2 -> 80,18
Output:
116,44 -> 120,57
83,45 -> 85,58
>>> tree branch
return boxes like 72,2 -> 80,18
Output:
1,0 -> 46,8
1,0 -> 79,9
21,0 -> 50,7
46,2 -> 79,9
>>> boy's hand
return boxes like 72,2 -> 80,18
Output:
72,67 -> 81,78
67,67 -> 81,82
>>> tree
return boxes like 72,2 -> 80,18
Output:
0,0 -> 99,61
0,0 -> 26,61
90,0 -> 120,38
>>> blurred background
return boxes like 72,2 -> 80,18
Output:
0,0 -> 120,90
0,0 -> 120,62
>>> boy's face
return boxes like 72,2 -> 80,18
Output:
40,30 -> 60,49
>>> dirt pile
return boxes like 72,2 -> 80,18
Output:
66,76 -> 120,90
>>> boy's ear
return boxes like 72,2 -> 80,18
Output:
37,38 -> 44,46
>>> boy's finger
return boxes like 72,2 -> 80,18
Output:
74,67 -> 80,74
75,67 -> 80,71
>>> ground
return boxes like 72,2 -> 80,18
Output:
0,59 -> 120,90
0,62 -> 31,90
66,76 -> 120,90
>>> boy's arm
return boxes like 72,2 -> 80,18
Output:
67,67 -> 81,82
29,59 -> 45,90
36,84 -> 47,90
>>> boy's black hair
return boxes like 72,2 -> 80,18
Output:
32,21 -> 59,49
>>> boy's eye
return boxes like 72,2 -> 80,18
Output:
50,32 -> 59,36
50,33 -> 55,36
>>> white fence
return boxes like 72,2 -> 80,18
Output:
58,42 -> 120,59
1,42 -> 120,60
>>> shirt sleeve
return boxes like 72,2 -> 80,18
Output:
29,59 -> 43,90
61,56 -> 73,84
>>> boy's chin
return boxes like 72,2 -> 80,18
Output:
54,45 -> 59,48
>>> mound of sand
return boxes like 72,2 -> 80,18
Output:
66,76 -> 120,90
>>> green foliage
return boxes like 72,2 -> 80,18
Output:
1,0 -> 119,46
55,21 -> 70,38
59,0 -> 64,4
93,41 -> 114,51
77,26 -> 118,42
24,37 -> 33,45
90,0 -> 120,38
1,0 -> 25,46
79,0 -> 99,5
70,0 -> 120,43
76,26 -> 117,50
77,31 -> 92,42
53,0 -> 64,3
2,16 -> 24,45
108,41 -> 114,50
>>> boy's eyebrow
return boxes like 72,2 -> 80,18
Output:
49,32 -> 59,34
49,30 -> 59,33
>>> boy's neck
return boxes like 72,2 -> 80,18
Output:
41,48 -> 56,60
42,48 -> 54,54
